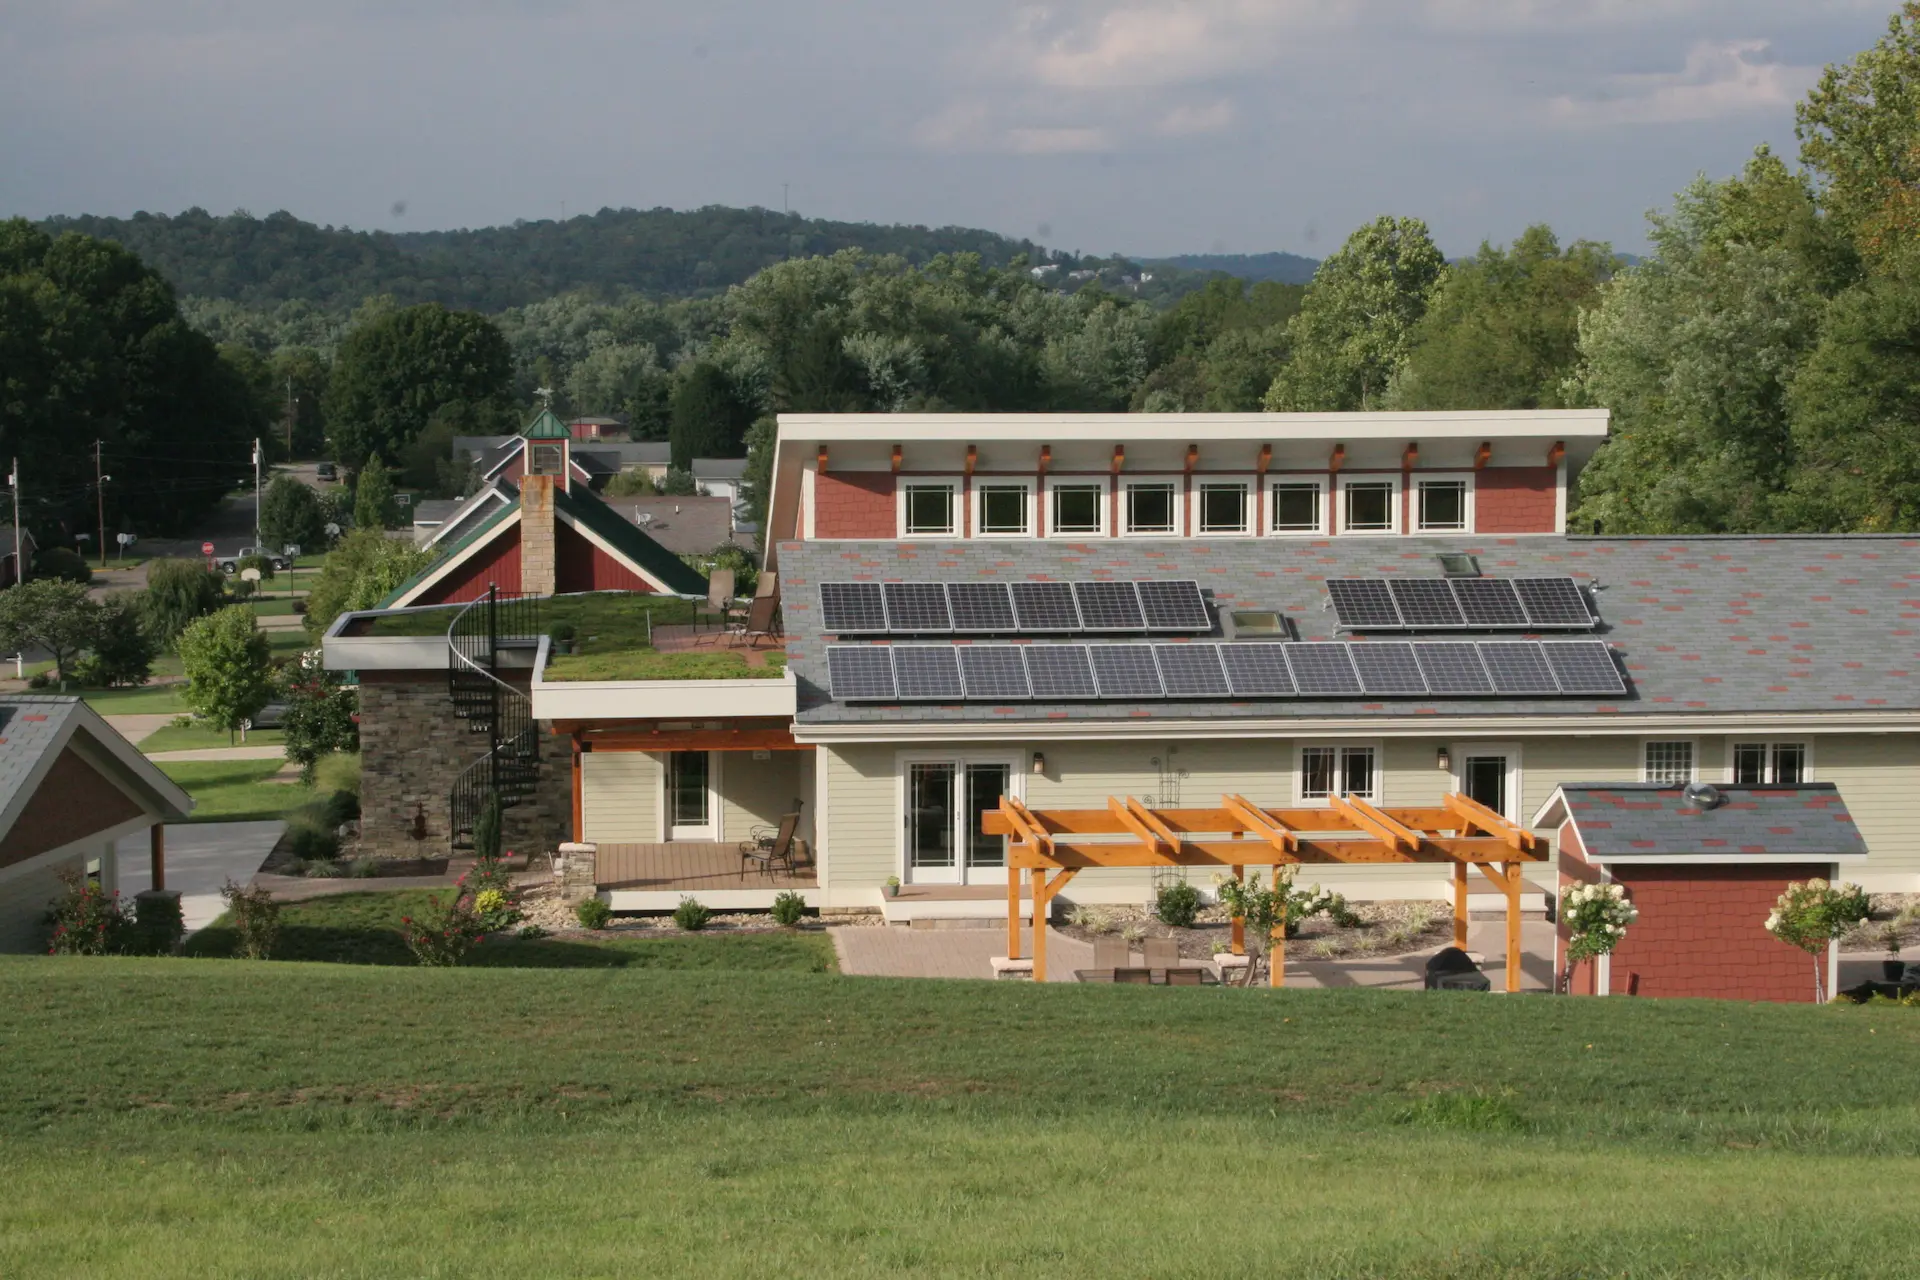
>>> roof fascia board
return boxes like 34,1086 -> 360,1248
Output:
774,410 -> 1610,445
391,508 -> 523,608
1584,852 -> 1867,865
65,724 -> 196,819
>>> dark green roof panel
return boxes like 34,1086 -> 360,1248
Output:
521,409 -> 572,440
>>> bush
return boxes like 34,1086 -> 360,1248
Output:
471,887 -> 523,932
400,894 -> 486,966
313,751 -> 362,799
1154,881 -> 1202,928
220,879 -> 281,959
462,852 -> 515,898
236,553 -> 275,585
472,791 -> 503,863
770,890 -> 808,927
349,856 -> 380,878
318,788 -> 360,829
75,593 -> 157,688
45,871 -> 129,955
302,860 -> 345,879
26,672 -> 49,689
129,890 -> 185,956
548,622 -> 577,648
1326,893 -> 1365,929
33,547 -> 92,584
283,819 -> 341,865
575,897 -> 613,930
673,896 -> 712,931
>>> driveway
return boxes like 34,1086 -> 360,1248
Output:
114,820 -> 286,932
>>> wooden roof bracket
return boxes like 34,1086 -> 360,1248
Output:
965,444 -> 977,478
1402,442 -> 1419,471
816,446 -> 829,474
1330,793 -> 1420,855
1443,792 -> 1536,853
1329,443 -> 1346,475
1222,793 -> 1298,856
891,443 -> 902,474
1111,443 -> 1126,474
1474,441 -> 1492,471
1038,444 -> 1052,476
1547,440 -> 1565,468
1255,443 -> 1272,483
1185,444 -> 1199,475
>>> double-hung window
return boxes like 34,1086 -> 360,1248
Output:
1340,479 -> 1397,534
1269,481 -> 1325,535
900,480 -> 957,537
1643,740 -> 1696,784
1299,744 -> 1378,803
1122,481 -> 1179,535
1731,741 -> 1807,784
1197,482 -> 1250,535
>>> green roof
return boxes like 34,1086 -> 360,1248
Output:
522,409 -> 572,440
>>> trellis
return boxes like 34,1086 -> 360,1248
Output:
981,792 -> 1545,986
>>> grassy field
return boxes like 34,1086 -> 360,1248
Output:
79,682 -> 191,715
159,758 -> 309,822
1,954 -> 1915,1279
136,722 -> 286,754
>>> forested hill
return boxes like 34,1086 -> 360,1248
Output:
1141,252 -> 1320,285
38,206 -> 1082,311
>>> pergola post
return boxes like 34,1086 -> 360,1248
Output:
1030,868 -> 1047,982
1230,863 -> 1245,955
149,822 -> 166,892
1007,873 -> 1021,961
1503,861 -> 1522,994
1453,861 -> 1469,950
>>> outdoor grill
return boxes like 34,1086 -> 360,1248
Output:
1424,947 -> 1490,992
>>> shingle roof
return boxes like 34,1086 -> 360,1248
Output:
555,486 -> 708,595
604,496 -> 735,555
777,534 -> 1920,725
1544,782 -> 1867,859
0,695 -> 193,827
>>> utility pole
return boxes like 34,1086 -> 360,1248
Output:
94,440 -> 106,570
284,376 -> 295,456
253,438 -> 262,550
9,458 -> 20,586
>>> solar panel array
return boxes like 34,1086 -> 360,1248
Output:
817,579 -> 1211,635
1326,576 -> 1597,631
825,639 -> 1626,702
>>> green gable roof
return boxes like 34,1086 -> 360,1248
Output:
556,484 -> 709,595
522,409 -> 571,440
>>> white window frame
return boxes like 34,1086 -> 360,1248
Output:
971,479 -> 1035,538
895,750 -> 1024,885
1336,475 -> 1400,536
1449,741 -> 1523,824
1724,739 -> 1814,785
1195,479 -> 1254,537
896,475 -> 961,538
1641,738 -> 1698,784
1120,477 -> 1183,537
1414,472 -> 1474,534
1267,478 -> 1328,537
1044,477 -> 1108,538
1294,740 -> 1383,806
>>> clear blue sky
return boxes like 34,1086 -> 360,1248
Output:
0,1 -> 1894,258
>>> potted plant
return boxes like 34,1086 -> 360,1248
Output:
884,875 -> 901,898
1880,922 -> 1906,983
548,622 -> 577,655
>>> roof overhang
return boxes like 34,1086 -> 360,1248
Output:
0,703 -> 194,842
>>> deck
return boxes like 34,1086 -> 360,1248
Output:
595,842 -> 816,892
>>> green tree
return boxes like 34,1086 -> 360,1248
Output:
603,468 -> 656,497
178,605 -> 273,742
1390,226 -> 1615,410
303,529 -> 436,635
324,303 -> 513,467
276,649 -> 358,781
0,579 -> 99,684
76,593 -> 157,688
739,415 -> 778,537
1797,3 -> 1920,271
142,558 -> 226,644
1263,216 -> 1448,411
354,454 -> 397,530
669,363 -> 753,470
259,475 -> 326,555
272,346 -> 330,457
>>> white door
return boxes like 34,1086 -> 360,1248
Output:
903,759 -> 1016,885
667,750 -> 716,840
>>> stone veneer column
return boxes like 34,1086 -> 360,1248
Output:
520,474 -> 556,596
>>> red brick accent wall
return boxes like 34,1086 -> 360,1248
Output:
1476,466 -> 1558,534
1606,863 -> 1832,1002
814,471 -> 894,538
0,747 -> 145,870
555,521 -> 659,593
414,526 -> 523,604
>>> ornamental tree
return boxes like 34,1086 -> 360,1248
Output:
1766,878 -> 1871,1001
276,648 -> 358,781
178,605 -> 273,743
1558,881 -> 1639,994
1213,868 -> 1333,983
0,578 -> 100,684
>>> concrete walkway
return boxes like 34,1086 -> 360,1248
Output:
102,713 -> 177,746
832,918 -> 1557,990
114,820 -> 287,931
146,745 -> 287,763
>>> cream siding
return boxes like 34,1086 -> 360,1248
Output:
820,745 -> 897,891
720,751 -> 803,846
580,752 -> 660,842
1809,734 -> 1920,891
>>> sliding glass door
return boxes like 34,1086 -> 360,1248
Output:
903,758 -> 1016,884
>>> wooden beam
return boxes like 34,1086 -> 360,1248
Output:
1031,868 -> 1047,981
1474,441 -> 1492,471
999,796 -> 1053,860
149,822 -> 166,893
1503,861 -> 1522,993
1111,443 -> 1125,474
1402,442 -> 1419,471
1038,444 -> 1052,476
1108,795 -> 1168,856
891,443 -> 902,474
1271,910 -> 1286,988
1184,443 -> 1199,475
984,804 -> 1476,838
1008,837 -> 1529,869
1330,793 -> 1420,854
1453,861 -> 1469,949
965,444 -> 977,477
1547,439 -> 1565,468
1221,793 -> 1297,855
1329,443 -> 1346,474
816,445 -> 829,474
1444,792 -> 1536,853
1007,872 -> 1021,961
570,734 -> 584,844
581,727 -> 809,752
1231,863 -> 1245,955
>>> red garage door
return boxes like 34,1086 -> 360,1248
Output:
1606,863 -> 1832,1002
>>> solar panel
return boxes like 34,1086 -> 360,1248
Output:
891,645 -> 964,700
1413,642 -> 1493,695
1220,644 -> 1296,697
1137,580 -> 1212,632
1388,578 -> 1466,628
1478,641 -> 1559,694
1452,577 -> 1528,627
946,582 -> 1016,633
882,582 -> 951,633
1088,644 -> 1163,697
818,582 -> 886,634
1153,644 -> 1230,698
1349,641 -> 1427,694
1284,643 -> 1363,695
1542,640 -> 1627,695
1327,579 -> 1402,630
1074,581 -> 1146,631
1515,577 -> 1595,628
1010,581 -> 1081,633
826,645 -> 896,700
958,645 -> 1031,700
1023,645 -> 1099,699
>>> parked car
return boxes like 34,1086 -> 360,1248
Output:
247,702 -> 289,730
216,546 -> 291,575
315,462 -> 337,481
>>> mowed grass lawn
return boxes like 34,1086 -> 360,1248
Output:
3,954 -> 1918,1279
159,758 -> 310,822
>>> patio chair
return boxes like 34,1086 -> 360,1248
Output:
1112,967 -> 1153,984
726,593 -> 780,649
696,567 -> 736,638
740,811 -> 801,878
1092,936 -> 1130,974
1144,936 -> 1179,983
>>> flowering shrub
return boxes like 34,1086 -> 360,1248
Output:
400,894 -> 487,966
220,879 -> 281,959
1559,882 -> 1639,992
471,886 -> 523,933
46,871 -> 130,955
1215,868 -> 1332,941
1767,878 -> 1871,1001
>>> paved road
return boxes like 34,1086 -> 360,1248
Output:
114,820 -> 286,931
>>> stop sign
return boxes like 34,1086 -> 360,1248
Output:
201,542 -> 214,555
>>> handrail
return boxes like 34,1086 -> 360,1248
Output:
446,587 -> 544,845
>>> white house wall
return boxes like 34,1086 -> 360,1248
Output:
580,752 -> 660,843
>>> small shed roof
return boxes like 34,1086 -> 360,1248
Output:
1533,782 -> 1867,861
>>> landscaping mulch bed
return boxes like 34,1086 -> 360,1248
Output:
1057,898 -> 1454,962
1841,893 -> 1920,952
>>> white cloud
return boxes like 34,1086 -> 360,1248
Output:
1548,40 -> 1819,126
1155,99 -> 1235,137
1008,126 -> 1113,153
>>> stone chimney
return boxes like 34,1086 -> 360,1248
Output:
520,475 -> 556,596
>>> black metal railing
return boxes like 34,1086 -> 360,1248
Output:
447,587 -> 545,847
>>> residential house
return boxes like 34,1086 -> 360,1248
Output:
569,415 -> 628,441
0,529 -> 38,590
330,410 -> 1920,999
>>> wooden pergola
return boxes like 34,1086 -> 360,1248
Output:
981,793 -> 1544,987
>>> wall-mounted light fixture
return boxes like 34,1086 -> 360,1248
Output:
1031,752 -> 1047,776
1435,746 -> 1451,771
